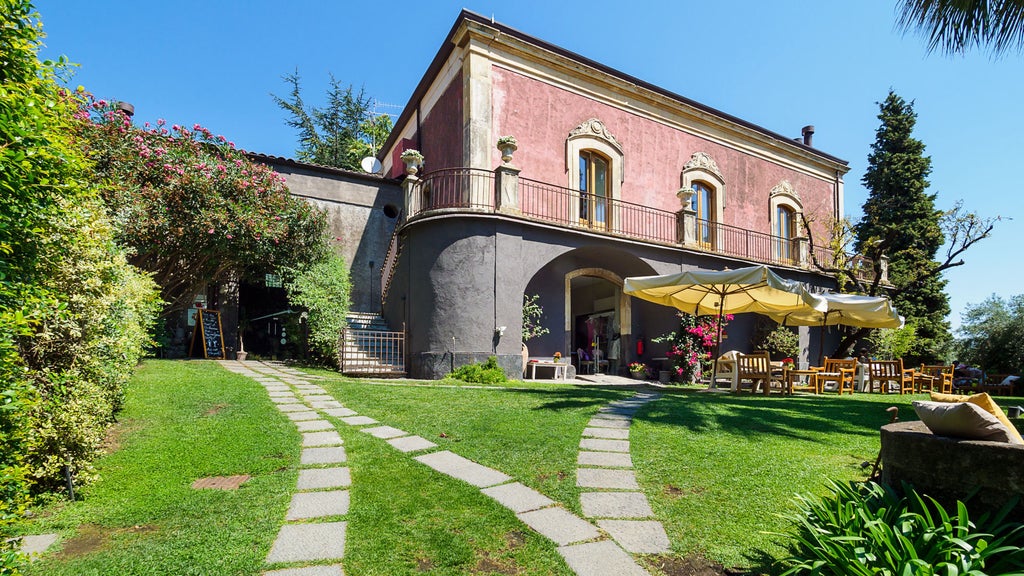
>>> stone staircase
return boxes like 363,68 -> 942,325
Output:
338,312 -> 405,377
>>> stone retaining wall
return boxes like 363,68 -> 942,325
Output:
880,420 -> 1024,520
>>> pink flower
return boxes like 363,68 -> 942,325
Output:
157,118 -> 165,126
208,229 -> 214,234
193,123 -> 202,130
225,234 -> 233,239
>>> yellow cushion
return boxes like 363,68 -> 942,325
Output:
930,391 -> 1024,444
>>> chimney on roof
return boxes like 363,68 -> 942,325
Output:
801,125 -> 814,147
116,101 -> 135,117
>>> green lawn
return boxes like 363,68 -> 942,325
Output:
17,360 -> 1012,574
15,360 -> 300,576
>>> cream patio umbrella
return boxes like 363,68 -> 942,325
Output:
766,292 -> 903,363
623,265 -> 827,387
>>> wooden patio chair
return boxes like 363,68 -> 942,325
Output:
916,364 -> 953,394
865,359 -> 914,394
711,350 -> 740,390
736,351 -> 772,395
812,357 -> 858,395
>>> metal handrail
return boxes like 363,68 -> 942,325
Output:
408,168 -> 876,278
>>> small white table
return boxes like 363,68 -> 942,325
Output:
527,361 -> 568,380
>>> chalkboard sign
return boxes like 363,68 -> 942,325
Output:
189,309 -> 225,359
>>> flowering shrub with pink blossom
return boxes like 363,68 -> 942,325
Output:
653,313 -> 732,383
79,96 -> 327,316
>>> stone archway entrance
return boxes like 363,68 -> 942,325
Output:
565,268 -> 631,375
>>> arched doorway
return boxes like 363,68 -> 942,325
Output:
565,268 -> 631,375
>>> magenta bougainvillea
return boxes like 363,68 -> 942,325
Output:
78,95 -> 327,315
653,313 -> 732,383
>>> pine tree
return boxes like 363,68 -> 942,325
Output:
273,71 -> 393,171
856,91 -> 949,364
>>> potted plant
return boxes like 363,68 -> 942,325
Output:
400,149 -> 424,175
553,351 -> 562,363
496,135 -> 518,163
628,362 -> 646,380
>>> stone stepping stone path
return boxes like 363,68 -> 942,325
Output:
575,392 -> 671,555
219,360 -> 661,575
217,361 -> 349,575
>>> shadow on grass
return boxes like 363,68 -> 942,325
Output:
632,388 -> 913,445
512,385 -> 637,412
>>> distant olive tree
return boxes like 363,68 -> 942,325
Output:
522,294 -> 549,341
954,294 -> 1024,374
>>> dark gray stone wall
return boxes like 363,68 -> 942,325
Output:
880,420 -> 1024,521
264,159 -> 403,313
385,212 -> 839,379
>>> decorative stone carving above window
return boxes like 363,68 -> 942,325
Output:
566,118 -> 624,189
770,179 -> 801,203
683,152 -> 723,181
769,179 -> 804,237
679,151 -> 726,212
568,118 -> 623,155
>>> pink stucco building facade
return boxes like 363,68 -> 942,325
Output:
377,11 -> 853,379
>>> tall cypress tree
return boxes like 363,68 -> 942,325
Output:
856,91 -> 949,364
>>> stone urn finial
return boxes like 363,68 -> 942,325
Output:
497,135 -> 518,164
677,187 -> 696,211
400,149 -> 424,176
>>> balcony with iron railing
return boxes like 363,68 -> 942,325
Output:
382,165 -> 885,302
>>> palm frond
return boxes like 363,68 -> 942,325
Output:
896,0 -> 1024,56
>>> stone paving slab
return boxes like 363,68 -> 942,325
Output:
557,539 -> 649,576
481,482 -> 555,513
577,451 -> 633,468
582,427 -> 629,440
263,565 -> 344,576
515,507 -> 601,546
414,451 -> 511,487
267,390 -> 294,397
361,425 -> 407,439
311,401 -> 344,409
303,430 -> 344,447
579,438 -> 631,453
597,520 -> 670,554
303,394 -> 335,402
265,521 -> 346,564
592,411 -> 632,421
340,415 -> 378,426
286,490 -> 350,520
17,533 -> 58,557
294,386 -> 325,393
295,419 -> 335,432
297,467 -> 351,490
276,403 -> 309,413
322,407 -> 357,418
576,468 -> 639,489
269,396 -> 298,404
580,492 -> 652,518
286,411 -> 320,421
586,418 -> 631,429
387,435 -> 437,453
301,446 -> 348,465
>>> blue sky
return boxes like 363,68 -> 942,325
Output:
35,0 -> 1022,331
